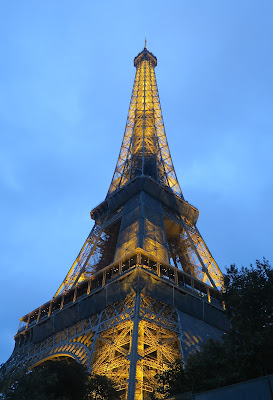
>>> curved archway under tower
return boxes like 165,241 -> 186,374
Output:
30,353 -> 80,370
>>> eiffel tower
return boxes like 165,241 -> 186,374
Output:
6,45 -> 228,400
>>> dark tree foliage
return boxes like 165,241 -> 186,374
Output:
152,360 -> 189,398
87,374 -> 120,399
224,259 -> 273,334
0,359 -> 120,400
151,259 -> 273,398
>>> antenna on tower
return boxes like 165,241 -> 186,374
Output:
144,38 -> 147,49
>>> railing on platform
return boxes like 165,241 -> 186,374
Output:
17,248 -> 223,334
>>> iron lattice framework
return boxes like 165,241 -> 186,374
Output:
108,49 -> 182,198
10,291 -> 181,400
6,45 -> 227,400
54,47 -> 222,297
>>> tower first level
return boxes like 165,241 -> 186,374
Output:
11,253 -> 228,400
5,45 -> 228,400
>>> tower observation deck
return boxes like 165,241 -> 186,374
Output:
5,45 -> 228,400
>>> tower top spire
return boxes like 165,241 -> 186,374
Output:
134,45 -> 157,68
108,46 -> 181,198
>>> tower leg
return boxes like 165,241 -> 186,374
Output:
127,290 -> 140,400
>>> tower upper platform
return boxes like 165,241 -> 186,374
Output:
134,47 -> 157,68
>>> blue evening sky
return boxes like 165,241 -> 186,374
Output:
1,1 -> 273,364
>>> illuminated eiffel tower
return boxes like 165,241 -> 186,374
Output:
6,45 -> 228,399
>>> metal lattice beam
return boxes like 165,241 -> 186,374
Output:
91,293 -> 181,400
164,208 -> 223,289
107,48 -> 183,199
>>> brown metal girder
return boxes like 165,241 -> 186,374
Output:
178,218 -> 218,290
